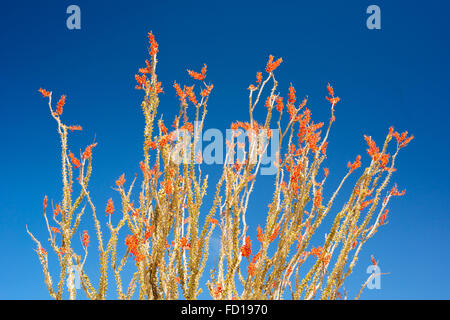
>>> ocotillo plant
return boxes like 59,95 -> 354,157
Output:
28,31 -> 413,300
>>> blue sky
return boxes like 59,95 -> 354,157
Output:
0,0 -> 449,299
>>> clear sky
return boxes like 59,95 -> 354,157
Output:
0,0 -> 449,299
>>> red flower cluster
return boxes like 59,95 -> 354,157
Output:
213,282 -> 223,297
390,184 -> 406,196
256,72 -> 262,84
185,85 -> 198,105
380,209 -> 389,225
125,234 -> 145,262
313,190 -> 323,208
139,161 -> 160,180
371,255 -> 377,266
148,31 -> 159,56
288,83 -> 296,104
105,198 -> 114,215
363,134 -> 394,169
276,96 -> 284,112
180,236 -> 191,250
391,128 -> 414,148
135,74 -> 148,90
254,225 -> 280,246
68,125 -> 82,132
68,151 -> 81,169
173,81 -> 187,104
53,204 -> 61,217
138,59 -> 152,74
347,155 -> 362,172
187,64 -> 207,81
310,246 -> 323,258
38,88 -> 51,98
265,55 -> 283,73
56,95 -> 66,115
364,135 -> 379,160
257,225 -> 264,243
200,83 -> 214,98
43,195 -> 48,210
240,236 -> 252,258
325,83 -> 340,106
81,143 -> 97,160
269,226 -> 280,242
116,174 -> 125,188
82,230 -> 90,247
51,227 -> 61,233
